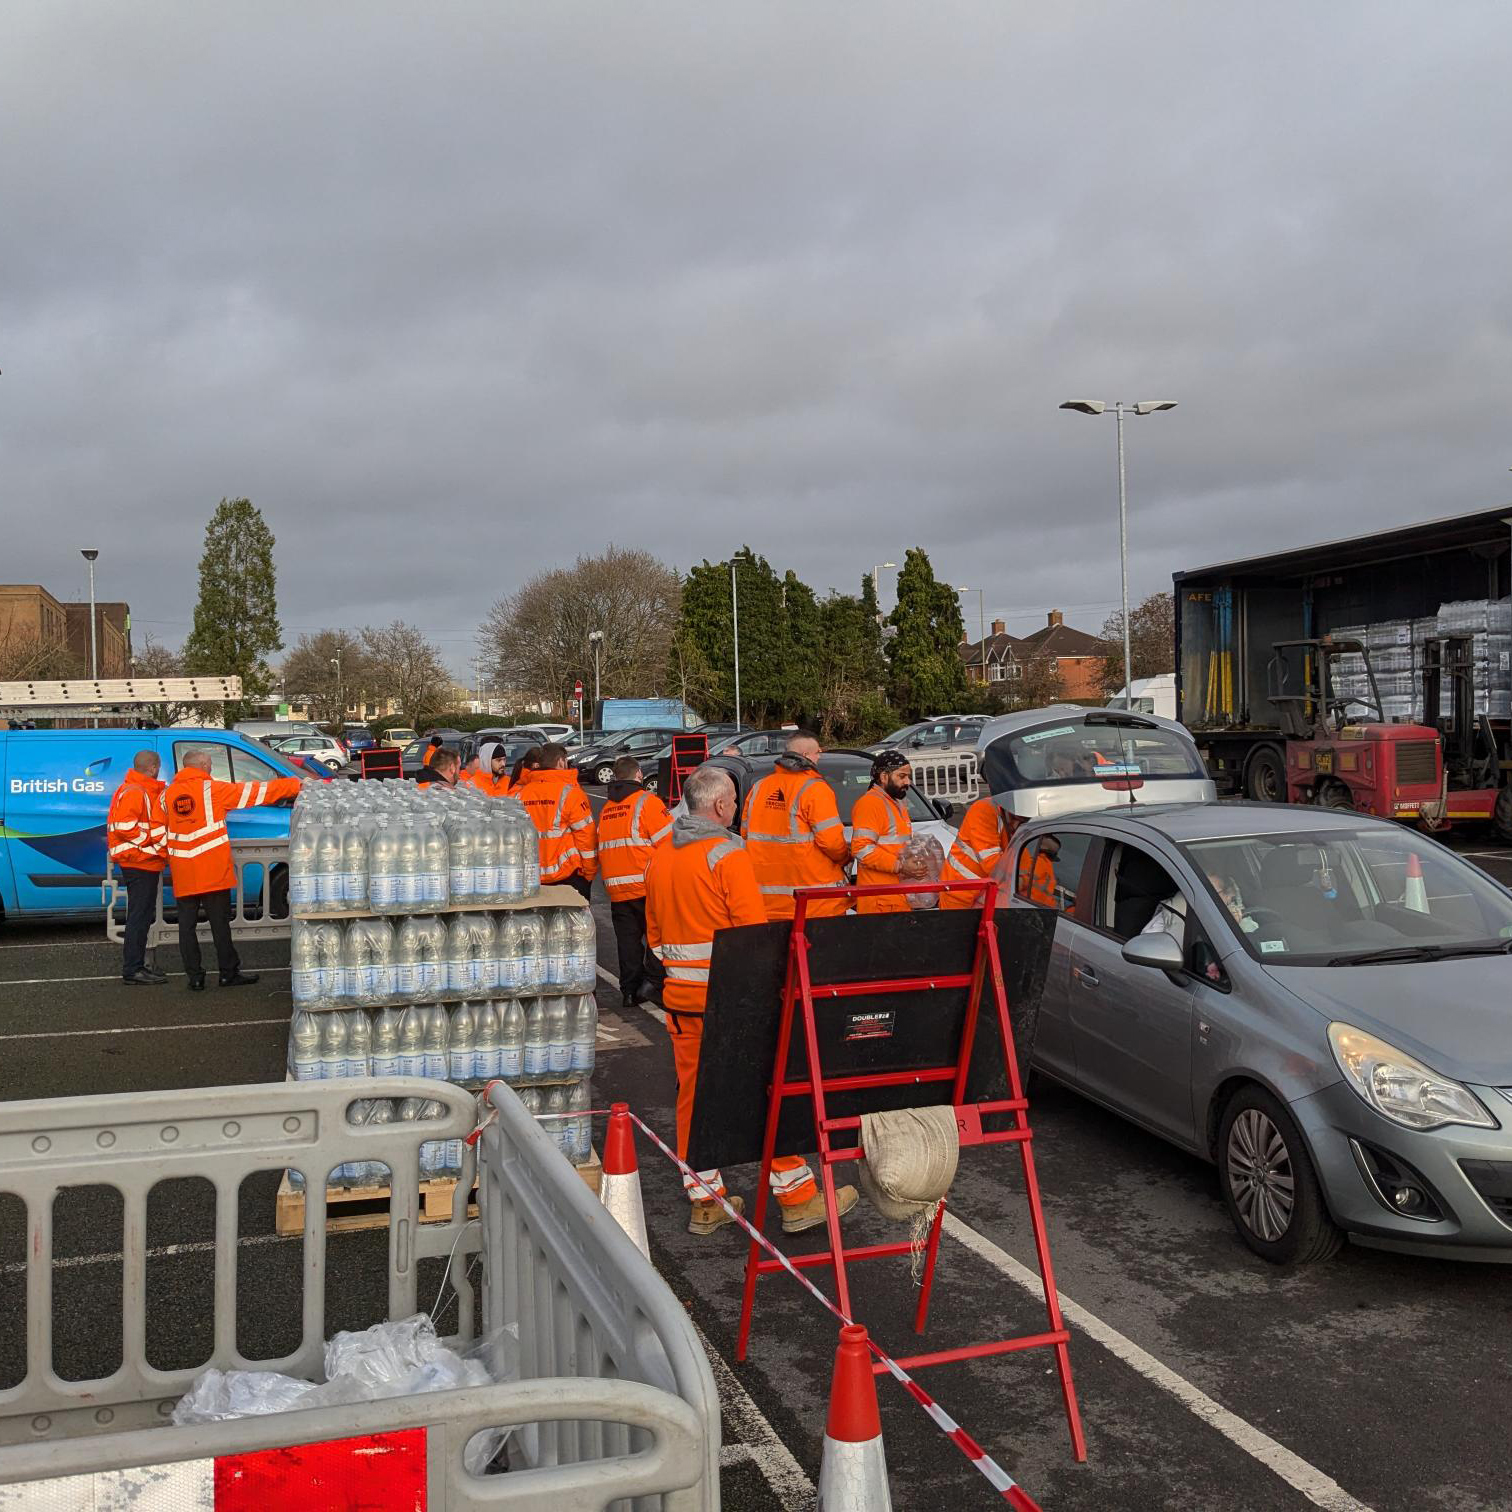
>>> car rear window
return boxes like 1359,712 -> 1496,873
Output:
982,718 -> 1205,791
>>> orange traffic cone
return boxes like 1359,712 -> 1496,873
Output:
1403,852 -> 1429,914
601,1102 -> 649,1258
816,1325 -> 892,1511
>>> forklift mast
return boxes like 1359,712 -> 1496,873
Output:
1265,638 -> 1384,740
1421,635 -> 1499,792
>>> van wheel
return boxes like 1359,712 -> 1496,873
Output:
1243,746 -> 1285,803
1217,1086 -> 1341,1266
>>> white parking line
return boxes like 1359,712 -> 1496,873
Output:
698,1325 -> 815,1501
0,1018 -> 288,1042
0,1232 -> 291,1275
596,963 -> 666,1024
941,1213 -> 1374,1512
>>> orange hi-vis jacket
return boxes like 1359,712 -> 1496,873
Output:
940,797 -> 1011,909
598,787 -> 673,903
740,758 -> 850,920
515,767 -> 598,883
1018,849 -> 1058,908
164,764 -> 302,896
469,769 -> 512,798
644,817 -> 767,1014
849,786 -> 913,914
105,769 -> 168,872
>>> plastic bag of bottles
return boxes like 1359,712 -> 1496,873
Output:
901,834 -> 946,910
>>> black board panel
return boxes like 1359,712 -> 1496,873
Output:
687,907 -> 1054,1172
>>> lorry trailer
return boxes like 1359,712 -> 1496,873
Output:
1174,507 -> 1511,837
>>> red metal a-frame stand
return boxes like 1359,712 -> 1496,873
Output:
734,877 -> 1087,1461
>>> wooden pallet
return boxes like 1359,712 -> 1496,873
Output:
275,1149 -> 603,1236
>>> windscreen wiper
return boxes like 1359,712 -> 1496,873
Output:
1327,941 -> 1512,966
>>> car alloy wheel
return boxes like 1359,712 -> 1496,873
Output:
595,763 -> 614,785
1226,1107 -> 1295,1243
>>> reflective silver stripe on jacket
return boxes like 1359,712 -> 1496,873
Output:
660,941 -> 714,960
706,838 -> 743,870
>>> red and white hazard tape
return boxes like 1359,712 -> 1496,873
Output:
623,1109 -> 1043,1512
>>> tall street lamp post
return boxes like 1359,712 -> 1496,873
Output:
871,561 -> 897,624
330,653 -> 341,724
956,586 -> 986,686
1059,399 -> 1177,708
80,550 -> 99,728
588,630 -> 603,715
730,558 -> 742,731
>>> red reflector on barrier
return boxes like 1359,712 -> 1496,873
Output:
215,1430 -> 428,1510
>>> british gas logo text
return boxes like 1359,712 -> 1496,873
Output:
7,777 -> 108,795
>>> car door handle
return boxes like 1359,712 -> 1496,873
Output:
1072,964 -> 1099,987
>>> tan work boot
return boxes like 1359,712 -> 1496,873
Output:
688,1193 -> 744,1236
781,1184 -> 859,1234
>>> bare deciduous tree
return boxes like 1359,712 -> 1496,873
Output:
282,630 -> 371,727
361,622 -> 452,728
481,547 -> 681,712
132,635 -> 196,726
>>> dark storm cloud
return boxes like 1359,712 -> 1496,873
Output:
4,2 -> 1510,664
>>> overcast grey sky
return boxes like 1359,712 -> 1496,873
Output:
5,2 -> 1510,673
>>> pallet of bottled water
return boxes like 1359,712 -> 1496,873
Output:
288,781 -> 542,916
290,906 -> 599,1008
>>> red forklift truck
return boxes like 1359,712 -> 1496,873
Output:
1269,635 -> 1509,835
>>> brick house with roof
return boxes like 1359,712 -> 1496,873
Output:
959,609 -> 1109,700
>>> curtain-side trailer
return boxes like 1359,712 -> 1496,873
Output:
1173,507 -> 1511,837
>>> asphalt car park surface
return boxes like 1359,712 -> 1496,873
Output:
1,823 -> 1510,1509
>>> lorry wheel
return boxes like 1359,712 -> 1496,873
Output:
1316,779 -> 1353,810
1243,746 -> 1285,803
1494,786 -> 1512,844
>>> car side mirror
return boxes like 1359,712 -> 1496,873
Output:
1121,933 -> 1185,972
933,799 -> 954,821
909,735 -> 924,748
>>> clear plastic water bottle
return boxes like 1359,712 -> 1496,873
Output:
517,805 -> 541,896
473,1001 -> 501,1081
446,813 -> 476,905
395,818 -> 422,909
342,822 -> 369,910
469,915 -> 497,995
321,1011 -> 349,1080
291,1010 -> 323,1080
449,1003 -> 477,1083
499,999 -> 525,1083
523,998 -> 549,1083
398,1008 -> 425,1076
422,1005 -> 449,1079
289,823 -> 319,914
496,913 -> 523,996
570,993 -> 597,1076
474,816 -> 501,904
397,1095 -> 434,1179
338,921 -> 364,1006
545,994 -> 572,1076
412,916 -> 446,1000
544,911 -> 571,989
369,819 -> 399,912
516,1085 -> 542,1116
517,911 -> 547,995
291,922 -> 322,1008
443,916 -> 471,998
420,819 -> 449,909
346,1009 -> 372,1077
315,823 -> 344,912
316,923 -> 344,1006
371,1007 -> 404,1077
361,1097 -> 395,1185
568,907 -> 597,991
543,1084 -> 570,1157
498,812 -> 527,902
567,1079 -> 592,1164
392,916 -> 421,1002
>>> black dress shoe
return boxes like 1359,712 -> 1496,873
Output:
123,969 -> 166,986
220,972 -> 259,987
622,990 -> 640,1009
186,973 -> 207,991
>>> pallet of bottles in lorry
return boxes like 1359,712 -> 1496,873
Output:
1330,599 -> 1511,723
289,779 -> 544,916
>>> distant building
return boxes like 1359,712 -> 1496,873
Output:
0,585 -> 132,679
959,609 -> 1109,698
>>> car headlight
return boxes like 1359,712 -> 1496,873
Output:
1327,1022 -> 1496,1132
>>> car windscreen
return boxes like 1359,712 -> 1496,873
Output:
981,718 -> 1205,791
1183,830 -> 1512,965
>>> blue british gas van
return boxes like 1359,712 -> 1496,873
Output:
0,728 -> 305,921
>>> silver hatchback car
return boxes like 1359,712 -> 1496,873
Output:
1008,803 -> 1512,1264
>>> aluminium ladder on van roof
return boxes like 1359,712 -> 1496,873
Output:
0,675 -> 243,712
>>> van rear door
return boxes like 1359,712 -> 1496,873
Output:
0,731 -> 119,914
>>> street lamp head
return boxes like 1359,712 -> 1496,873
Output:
80,549 -> 99,562
1133,400 -> 1178,416
1059,400 -> 1106,416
